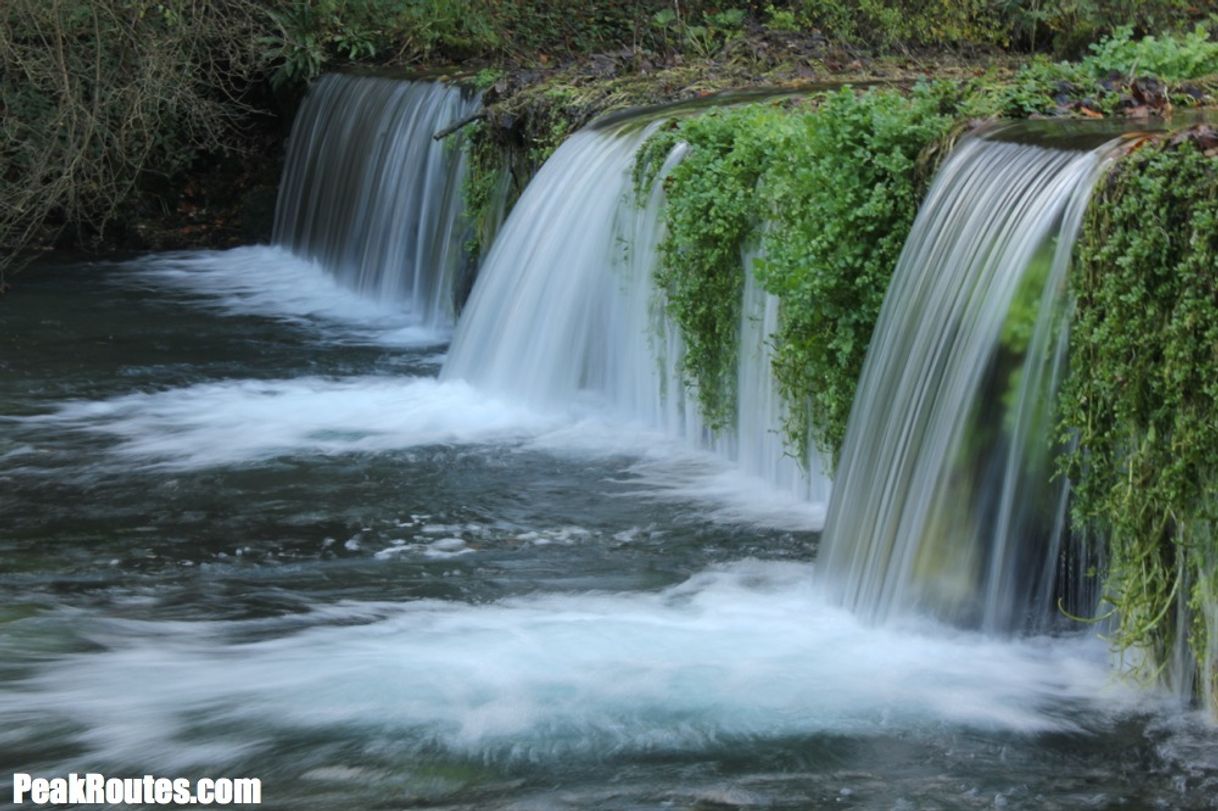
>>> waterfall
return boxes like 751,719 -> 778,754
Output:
738,253 -> 832,509
442,124 -> 831,520
273,74 -> 479,327
818,128 -> 1124,632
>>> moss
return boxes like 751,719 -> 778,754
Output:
1060,132 -> 1218,699
461,122 -> 513,264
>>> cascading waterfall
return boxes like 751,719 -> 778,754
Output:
442,123 -> 830,519
273,74 -> 479,327
738,252 -> 832,509
819,127 -> 1125,632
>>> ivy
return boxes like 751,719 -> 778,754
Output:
757,86 -> 956,466
636,86 -> 956,465
1060,135 -> 1218,705
636,106 -> 782,430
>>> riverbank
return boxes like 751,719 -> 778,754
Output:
4,3 -> 1215,289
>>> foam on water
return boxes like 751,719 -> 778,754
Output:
0,561 -> 1147,770
124,246 -> 446,346
621,453 -> 827,530
23,376 -> 555,468
17,376 -> 827,529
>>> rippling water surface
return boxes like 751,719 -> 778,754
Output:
2,250 -> 1216,810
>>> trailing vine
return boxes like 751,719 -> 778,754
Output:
461,121 -> 516,264
635,105 -> 780,430
756,86 -> 956,465
1060,132 -> 1218,705
635,86 -> 958,463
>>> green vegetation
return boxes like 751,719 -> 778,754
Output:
650,6 -> 747,59
771,0 -> 997,50
997,0 -> 1201,55
1084,24 -> 1218,80
985,25 -> 1218,117
461,120 -> 517,262
619,20 -> 1218,465
633,106 -> 776,430
1060,132 -> 1218,708
748,0 -> 1206,54
264,0 -> 497,88
753,87 -> 956,463
259,2 -> 1218,94
260,0 -> 1211,78
633,86 -> 958,463
263,0 -> 748,88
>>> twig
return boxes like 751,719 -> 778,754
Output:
433,111 -> 485,140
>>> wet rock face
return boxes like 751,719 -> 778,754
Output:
1113,75 -> 1173,118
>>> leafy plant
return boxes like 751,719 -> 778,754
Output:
998,0 -> 1200,56
788,0 -> 1000,49
1081,24 -> 1218,81
635,107 -> 777,430
473,68 -> 505,91
1060,134 -> 1218,706
986,56 -> 1098,116
262,0 -> 502,88
971,25 -> 1218,119
763,4 -> 800,32
649,3 -> 746,58
756,85 -> 957,465
635,85 -> 958,463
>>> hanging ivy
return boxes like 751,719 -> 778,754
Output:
1060,131 -> 1218,705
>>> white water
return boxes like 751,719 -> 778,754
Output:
737,253 -> 832,507
0,561 -> 1145,769
273,75 -> 478,326
819,131 -> 1121,631
103,108 -> 829,529
26,377 -> 555,468
20,372 -> 824,529
124,246 -> 446,346
442,126 -> 831,526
